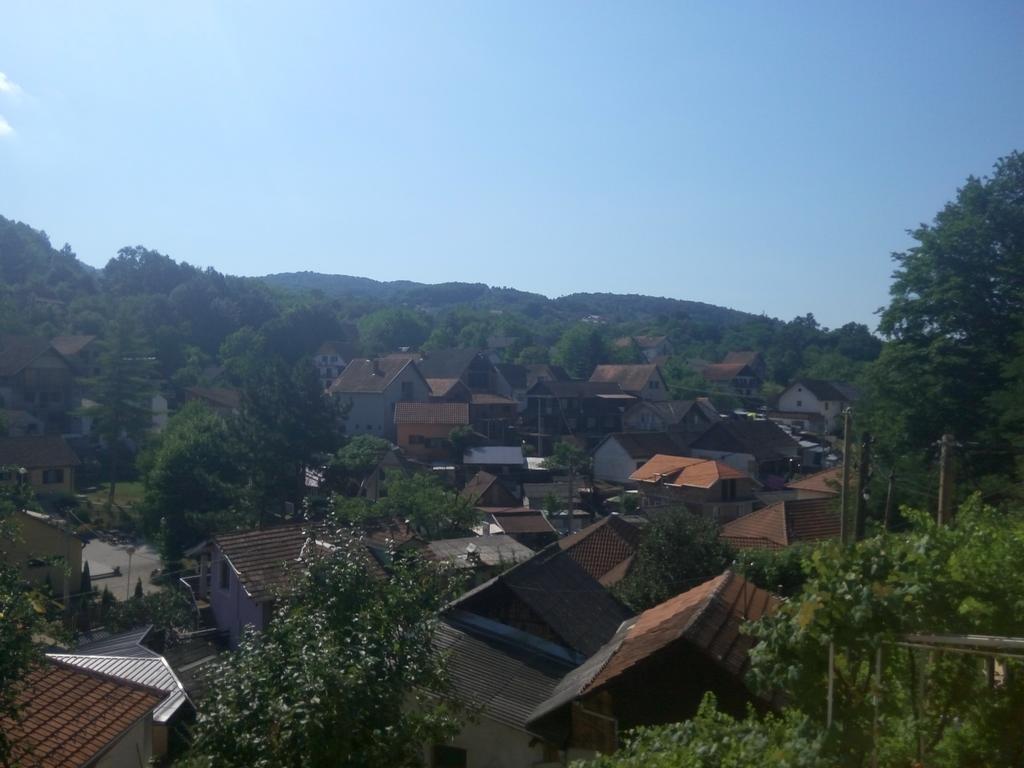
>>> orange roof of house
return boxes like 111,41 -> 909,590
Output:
2,660 -> 163,768
589,364 -> 662,394
591,570 -> 777,690
393,401 -> 470,425
425,377 -> 464,397
720,497 -> 840,550
786,466 -> 843,496
629,454 -> 747,488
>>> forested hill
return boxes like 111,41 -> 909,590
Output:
260,271 -> 759,326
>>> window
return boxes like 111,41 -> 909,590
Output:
721,479 -> 737,501
42,469 -> 64,484
220,559 -> 230,590
796,400 -> 802,407
824,402 -> 830,410
401,381 -> 415,400
432,745 -> 467,768
649,380 -> 659,389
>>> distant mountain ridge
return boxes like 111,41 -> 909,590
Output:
260,271 -> 763,326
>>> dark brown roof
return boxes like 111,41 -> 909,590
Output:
0,435 -> 81,469
2,659 -> 163,768
50,334 -> 97,357
329,358 -> 419,394
589,364 -> 663,394
0,335 -> 65,377
487,509 -> 558,535
788,379 -> 860,402
529,571 -> 777,726
557,516 -> 644,586
185,386 -> 241,410
453,546 -> 633,657
415,348 -> 482,379
470,392 -> 517,406
394,401 -> 469,425
689,420 -> 800,463
720,497 -> 840,550
462,471 -> 500,504
701,362 -> 756,382
214,523 -> 320,602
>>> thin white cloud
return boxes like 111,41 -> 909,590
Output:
0,72 -> 21,96
0,115 -> 12,137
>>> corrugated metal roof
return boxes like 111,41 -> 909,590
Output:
464,446 -> 525,466
74,626 -> 156,658
427,535 -> 534,568
47,654 -> 189,723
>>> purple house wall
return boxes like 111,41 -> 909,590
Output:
208,541 -> 270,648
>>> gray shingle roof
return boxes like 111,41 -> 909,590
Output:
329,358 -> 418,394
427,535 -> 534,569
464,446 -> 525,466
793,379 -> 860,402
435,616 -> 576,731
689,420 -> 800,462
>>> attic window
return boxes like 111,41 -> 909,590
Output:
220,559 -> 230,590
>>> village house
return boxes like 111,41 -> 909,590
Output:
479,507 -> 559,550
700,361 -> 762,398
461,470 -> 521,508
612,335 -> 673,363
51,334 -> 101,378
0,408 -> 43,436
688,419 -> 801,484
523,380 -> 636,454
51,626 -> 194,759
0,335 -> 75,433
0,658 -> 165,768
785,466 -> 843,499
463,445 -> 527,479
0,434 -> 82,494
591,432 -> 690,484
493,363 -> 572,412
0,507 -> 82,598
776,379 -> 860,433
469,392 -> 519,442
630,454 -> 757,522
183,386 -> 242,417
313,340 -> 357,389
394,401 -> 470,462
527,571 -> 778,753
722,350 -> 767,380
621,397 -> 719,433
589,364 -> 669,402
329,357 -> 430,440
412,348 -> 501,393
719,496 -> 841,551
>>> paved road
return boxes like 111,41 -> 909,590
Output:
81,540 -> 163,600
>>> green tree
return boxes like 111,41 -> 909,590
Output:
542,441 -> 591,533
139,401 -> 244,556
552,324 -> 609,378
83,312 -> 157,506
233,360 -> 345,521
576,693 -> 827,768
614,511 -> 733,611
865,152 -> 1024,488
748,496 -> 1024,767
329,434 -> 392,493
377,472 -> 481,540
176,532 -> 461,767
358,308 -> 431,354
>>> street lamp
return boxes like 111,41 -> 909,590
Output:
125,546 -> 136,601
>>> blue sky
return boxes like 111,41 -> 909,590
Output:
1,2 -> 1021,329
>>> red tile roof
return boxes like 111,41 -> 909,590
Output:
2,660 -> 162,768
786,466 -> 843,496
590,570 -> 778,690
557,516 -> 644,586
630,454 -> 748,489
393,401 -> 470,425
720,497 -> 840,550
589,364 -> 662,394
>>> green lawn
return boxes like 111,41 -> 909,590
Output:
77,482 -> 146,530
80,481 -> 146,507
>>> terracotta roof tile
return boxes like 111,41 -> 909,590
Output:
393,401 -> 469,425
589,364 -> 662,394
720,497 -> 840,550
630,454 -> 748,488
557,516 -> 644,586
2,660 -> 163,768
786,466 -> 843,496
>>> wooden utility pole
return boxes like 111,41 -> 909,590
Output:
839,409 -> 853,544
855,432 -> 872,541
937,433 -> 955,525
884,470 -> 896,531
